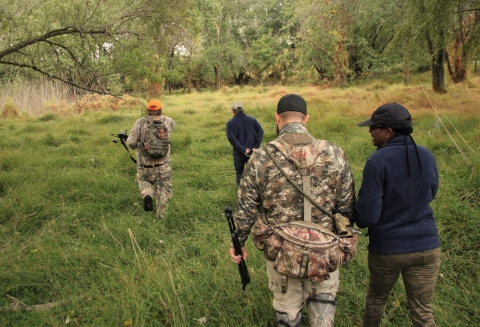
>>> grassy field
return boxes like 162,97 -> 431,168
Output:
1,76 -> 479,326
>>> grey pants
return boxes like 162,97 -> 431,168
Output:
363,248 -> 441,327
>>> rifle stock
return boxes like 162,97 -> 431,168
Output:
224,206 -> 251,291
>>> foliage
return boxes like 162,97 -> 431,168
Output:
0,0 -> 195,96
0,99 -> 19,118
294,0 -> 356,84
1,80 -> 480,326
1,0 -> 480,99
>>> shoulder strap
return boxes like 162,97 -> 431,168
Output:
144,116 -> 153,125
263,143 -> 332,220
119,138 -> 137,164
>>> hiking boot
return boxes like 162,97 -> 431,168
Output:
143,195 -> 153,212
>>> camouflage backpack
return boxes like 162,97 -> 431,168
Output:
143,117 -> 170,158
252,133 -> 358,282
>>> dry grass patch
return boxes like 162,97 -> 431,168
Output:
2,76 -> 480,120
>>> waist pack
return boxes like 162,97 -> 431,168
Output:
252,217 -> 358,282
254,137 -> 358,282
143,117 -> 170,158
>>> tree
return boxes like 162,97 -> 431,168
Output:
294,0 -> 359,85
0,0 -> 193,96
398,0 -> 453,93
446,0 -> 480,83
228,0 -> 295,85
346,1 -> 398,79
194,0 -> 294,88
195,0 -> 258,89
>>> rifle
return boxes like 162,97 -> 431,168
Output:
224,206 -> 251,291
112,130 -> 137,164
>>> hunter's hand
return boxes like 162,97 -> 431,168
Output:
229,246 -> 248,264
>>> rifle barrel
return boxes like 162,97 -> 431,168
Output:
224,206 -> 251,291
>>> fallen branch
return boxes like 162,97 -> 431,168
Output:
0,295 -> 62,312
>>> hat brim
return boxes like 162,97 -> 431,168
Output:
357,119 -> 376,127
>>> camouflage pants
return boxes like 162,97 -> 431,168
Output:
136,163 -> 172,218
363,248 -> 441,327
266,260 -> 339,326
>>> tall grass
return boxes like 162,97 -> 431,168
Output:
0,76 -> 479,326
0,81 -> 73,117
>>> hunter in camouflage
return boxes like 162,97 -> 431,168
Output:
127,99 -> 176,219
229,94 -> 355,327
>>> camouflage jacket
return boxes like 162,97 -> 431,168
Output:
234,122 -> 355,247
127,115 -> 176,167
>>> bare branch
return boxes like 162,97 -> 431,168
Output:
78,0 -> 102,28
1,295 -> 63,312
43,40 -> 89,70
0,60 -> 122,98
0,301 -> 63,312
0,27 -> 138,60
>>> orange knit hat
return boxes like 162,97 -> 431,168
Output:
147,99 -> 162,110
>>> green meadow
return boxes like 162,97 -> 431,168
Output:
1,78 -> 479,326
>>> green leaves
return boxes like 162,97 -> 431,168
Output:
0,0 -> 195,95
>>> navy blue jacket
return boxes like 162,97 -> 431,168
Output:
354,135 -> 440,255
226,113 -> 264,157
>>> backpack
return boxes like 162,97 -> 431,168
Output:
143,117 -> 170,158
251,133 -> 358,282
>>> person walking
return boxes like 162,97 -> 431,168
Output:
126,99 -> 176,219
226,101 -> 264,186
228,94 -> 355,327
354,103 -> 441,327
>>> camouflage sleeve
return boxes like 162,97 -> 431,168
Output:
234,152 -> 264,247
166,116 -> 176,132
334,147 -> 355,221
127,120 -> 141,149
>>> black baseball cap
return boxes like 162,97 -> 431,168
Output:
277,94 -> 307,115
358,103 -> 412,127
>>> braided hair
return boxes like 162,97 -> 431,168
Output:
387,124 -> 422,176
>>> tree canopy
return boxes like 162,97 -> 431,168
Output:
1,0 -> 479,95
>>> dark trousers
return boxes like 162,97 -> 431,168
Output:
363,248 -> 441,327
233,154 -> 250,186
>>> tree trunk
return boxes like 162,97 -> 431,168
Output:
404,67 -> 410,86
446,50 -> 467,84
333,41 -> 348,86
214,66 -> 221,90
432,48 -> 446,94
